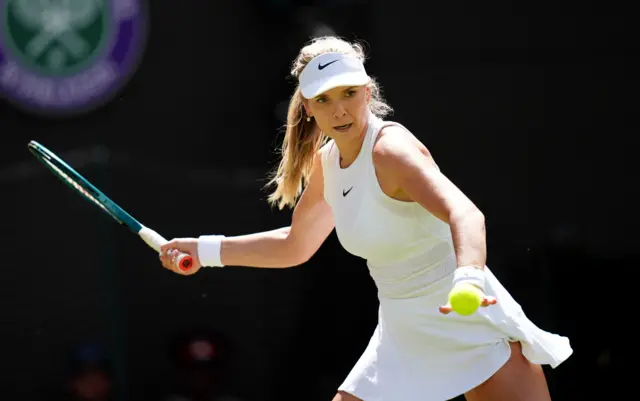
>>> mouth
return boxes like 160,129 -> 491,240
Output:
333,123 -> 353,132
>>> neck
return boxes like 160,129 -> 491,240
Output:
335,120 -> 369,168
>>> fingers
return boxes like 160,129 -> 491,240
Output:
160,239 -> 178,253
159,248 -> 183,273
481,296 -> 497,307
439,304 -> 453,314
439,296 -> 498,315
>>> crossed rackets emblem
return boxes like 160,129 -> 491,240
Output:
11,0 -> 103,62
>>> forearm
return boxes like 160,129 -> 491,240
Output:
218,226 -> 303,268
449,210 -> 487,269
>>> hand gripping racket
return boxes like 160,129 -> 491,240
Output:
27,141 -> 193,271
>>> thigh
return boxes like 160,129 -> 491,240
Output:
464,341 -> 551,401
332,390 -> 363,401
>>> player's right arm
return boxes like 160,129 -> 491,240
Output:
219,151 -> 334,268
160,151 -> 334,273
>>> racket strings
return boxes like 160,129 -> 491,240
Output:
43,157 -> 116,219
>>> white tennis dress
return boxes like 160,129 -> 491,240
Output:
320,112 -> 573,401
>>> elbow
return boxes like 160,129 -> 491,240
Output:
275,255 -> 309,269
278,235 -> 313,269
261,253 -> 305,269
285,249 -> 314,268
450,207 -> 485,230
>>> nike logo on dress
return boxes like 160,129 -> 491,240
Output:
318,60 -> 338,70
343,187 -> 353,197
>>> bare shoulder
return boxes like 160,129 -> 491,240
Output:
318,139 -> 335,155
308,140 -> 333,183
314,139 -> 334,168
372,125 -> 433,171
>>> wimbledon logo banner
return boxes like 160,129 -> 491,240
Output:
0,0 -> 148,117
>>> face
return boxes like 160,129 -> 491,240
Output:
304,85 -> 371,140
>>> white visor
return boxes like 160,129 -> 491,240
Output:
298,53 -> 370,99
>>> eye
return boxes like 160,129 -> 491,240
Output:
315,96 -> 327,104
345,90 -> 357,97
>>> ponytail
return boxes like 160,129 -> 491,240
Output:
266,87 -> 326,210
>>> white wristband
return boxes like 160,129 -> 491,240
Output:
452,265 -> 486,292
198,235 -> 226,267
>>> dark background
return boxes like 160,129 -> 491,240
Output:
1,1 -> 632,400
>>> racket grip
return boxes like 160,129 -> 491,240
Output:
139,226 -> 194,271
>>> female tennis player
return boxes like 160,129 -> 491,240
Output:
159,36 -> 572,401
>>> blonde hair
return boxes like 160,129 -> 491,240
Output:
266,36 -> 393,210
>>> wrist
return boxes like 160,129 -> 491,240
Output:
198,235 -> 226,267
452,265 -> 486,292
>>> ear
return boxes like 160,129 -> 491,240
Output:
302,98 -> 312,117
365,86 -> 372,103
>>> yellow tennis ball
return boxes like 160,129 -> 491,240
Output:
448,284 -> 483,316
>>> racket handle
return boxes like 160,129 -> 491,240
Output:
139,227 -> 194,271
175,253 -> 194,271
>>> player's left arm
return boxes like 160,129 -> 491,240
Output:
372,126 -> 486,269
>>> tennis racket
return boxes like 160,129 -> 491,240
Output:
27,140 -> 193,271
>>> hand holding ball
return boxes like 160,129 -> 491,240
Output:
448,283 -> 484,316
439,265 -> 497,315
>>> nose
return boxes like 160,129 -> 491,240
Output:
332,101 -> 347,119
